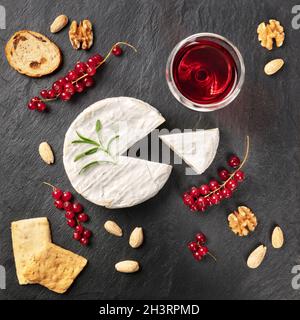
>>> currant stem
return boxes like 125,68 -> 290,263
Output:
207,252 -> 217,262
43,182 -> 56,191
204,135 -> 250,198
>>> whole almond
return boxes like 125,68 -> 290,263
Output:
115,260 -> 139,273
247,245 -> 267,269
104,220 -> 122,237
50,15 -> 69,33
129,227 -> 144,248
39,142 -> 54,165
264,58 -> 284,75
272,226 -> 284,248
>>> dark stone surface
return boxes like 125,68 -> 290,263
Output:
0,0 -> 299,300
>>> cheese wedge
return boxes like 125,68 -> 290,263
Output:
63,97 -> 172,208
11,217 -> 52,285
160,128 -> 219,175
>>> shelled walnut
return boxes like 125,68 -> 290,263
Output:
228,206 -> 257,236
69,20 -> 93,50
257,19 -> 285,50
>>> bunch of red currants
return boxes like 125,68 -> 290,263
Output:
183,155 -> 245,213
46,183 -> 92,246
188,232 -> 216,262
27,44 -> 126,112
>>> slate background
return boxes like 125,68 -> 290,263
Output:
0,0 -> 299,300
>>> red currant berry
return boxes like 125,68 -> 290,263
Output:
75,81 -> 85,93
40,90 -> 48,99
31,96 -> 40,103
83,229 -> 92,238
67,218 -> 76,228
62,191 -> 72,202
199,206 -> 207,212
182,192 -> 189,199
183,195 -> 194,206
54,199 -> 64,209
87,66 -> 97,76
218,168 -> 230,181
37,102 -> 46,112
75,225 -> 84,234
209,179 -> 219,191
92,54 -> 103,64
198,246 -> 209,256
193,251 -> 202,261
63,201 -> 73,211
28,101 -> 37,110
189,204 -> 198,212
225,179 -> 238,191
234,170 -> 245,182
52,81 -> 63,93
204,196 -> 212,207
73,202 -> 83,213
195,233 -> 206,244
196,197 -> 206,208
221,187 -> 232,199
199,184 -> 210,196
57,77 -> 67,86
83,76 -> 94,87
80,237 -> 89,246
68,70 -> 79,81
189,187 -> 200,198
52,188 -> 63,200
75,62 -> 87,75
64,82 -> 76,95
188,241 -> 199,252
112,45 -> 122,56
60,91 -> 72,101
65,211 -> 75,219
87,57 -> 97,68
228,155 -> 241,168
47,89 -> 56,99
210,194 -> 220,205
78,213 -> 89,222
64,75 -> 70,82
215,191 -> 223,201
73,231 -> 82,241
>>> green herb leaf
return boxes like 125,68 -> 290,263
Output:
96,120 -> 102,133
79,160 -> 113,174
106,135 -> 120,153
74,147 -> 99,162
76,131 -> 100,146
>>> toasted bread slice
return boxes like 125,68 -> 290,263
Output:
5,30 -> 62,77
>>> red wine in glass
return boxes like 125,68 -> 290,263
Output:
166,33 -> 244,111
172,39 -> 237,105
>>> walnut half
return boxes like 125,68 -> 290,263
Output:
257,19 -> 285,50
69,20 -> 93,50
228,206 -> 258,236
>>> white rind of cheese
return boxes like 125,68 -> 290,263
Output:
159,128 -> 219,175
63,97 -> 172,209
64,155 -> 172,208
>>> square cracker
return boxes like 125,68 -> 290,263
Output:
23,243 -> 87,294
11,217 -> 52,285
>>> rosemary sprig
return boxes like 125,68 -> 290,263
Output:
106,135 -> 120,154
73,119 -> 120,173
79,160 -> 113,174
72,132 -> 100,147
96,120 -> 102,132
74,147 -> 99,162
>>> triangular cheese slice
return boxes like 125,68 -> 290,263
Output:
63,97 -> 172,209
160,128 -> 219,175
